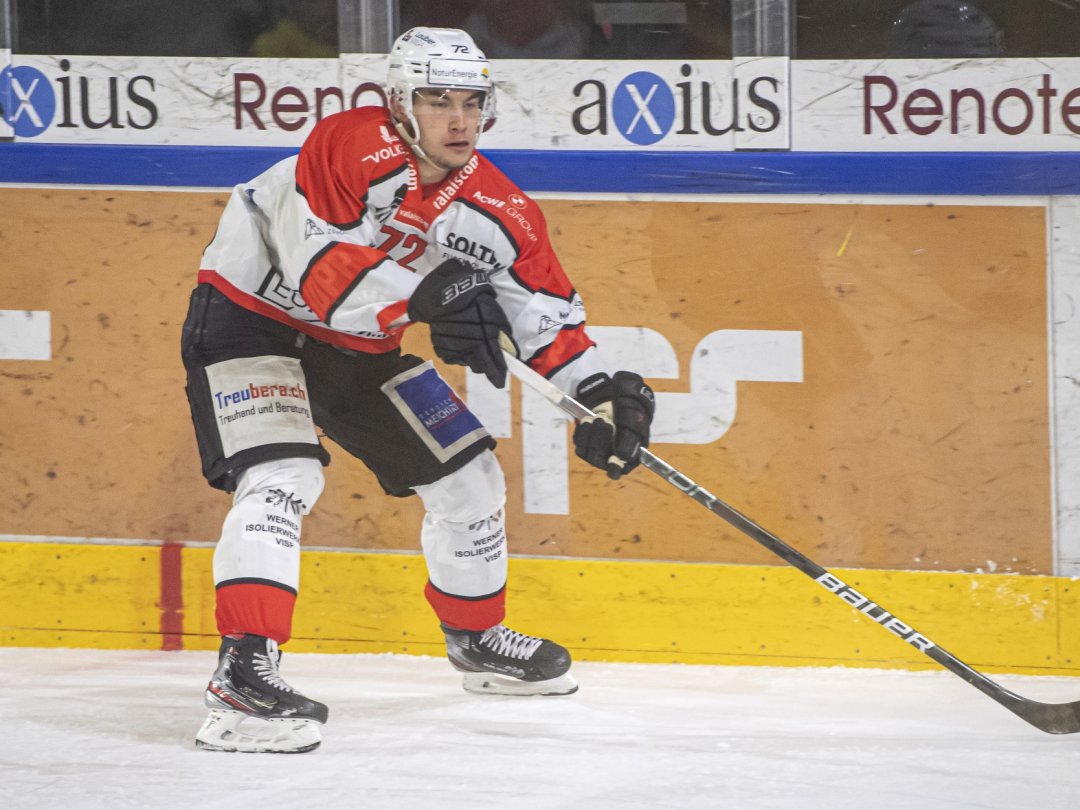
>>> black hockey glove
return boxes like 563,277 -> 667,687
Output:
573,371 -> 655,480
407,258 -> 512,388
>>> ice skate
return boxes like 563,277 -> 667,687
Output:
195,634 -> 328,753
442,623 -> 578,696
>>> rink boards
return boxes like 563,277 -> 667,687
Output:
1,184 -> 1077,674
0,188 -> 1053,571
2,539 -> 1078,676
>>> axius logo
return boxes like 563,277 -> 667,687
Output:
612,71 -> 676,145
572,63 -> 783,145
1,65 -> 55,137
0,59 -> 158,138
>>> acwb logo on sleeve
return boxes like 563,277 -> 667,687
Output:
465,326 -> 804,515
0,65 -> 55,137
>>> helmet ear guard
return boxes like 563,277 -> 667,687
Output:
386,27 -> 497,156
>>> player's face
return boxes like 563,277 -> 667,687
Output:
411,89 -> 484,178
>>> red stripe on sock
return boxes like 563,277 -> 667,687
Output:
424,582 -> 505,631
216,582 -> 296,644
159,542 -> 184,651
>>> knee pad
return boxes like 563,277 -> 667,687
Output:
413,449 -> 505,524
233,457 -> 325,515
216,457 -> 324,592
413,450 -> 508,600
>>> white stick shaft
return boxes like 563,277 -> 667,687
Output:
502,353 -> 597,421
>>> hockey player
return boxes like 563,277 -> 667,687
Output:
181,26 -> 655,753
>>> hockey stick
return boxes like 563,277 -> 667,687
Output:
502,351 -> 1080,734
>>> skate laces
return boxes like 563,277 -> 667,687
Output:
250,639 -> 296,693
479,625 -> 544,660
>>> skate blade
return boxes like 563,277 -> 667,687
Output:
461,671 -> 579,696
195,709 -> 322,753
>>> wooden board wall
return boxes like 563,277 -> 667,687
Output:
0,188 -> 1050,573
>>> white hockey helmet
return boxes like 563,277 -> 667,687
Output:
386,27 -> 496,142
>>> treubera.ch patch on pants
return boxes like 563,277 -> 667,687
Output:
204,355 -> 320,457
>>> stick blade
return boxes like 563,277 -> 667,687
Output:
1009,696 -> 1080,734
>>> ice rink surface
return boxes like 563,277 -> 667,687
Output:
2,647 -> 1079,809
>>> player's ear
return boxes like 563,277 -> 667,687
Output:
388,94 -> 407,122
388,96 -> 417,139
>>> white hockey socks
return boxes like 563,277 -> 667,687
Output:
213,457 -> 325,641
414,450 -> 508,629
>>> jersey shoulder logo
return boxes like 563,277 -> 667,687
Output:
304,219 -> 326,238
371,183 -> 409,224
538,315 -> 562,334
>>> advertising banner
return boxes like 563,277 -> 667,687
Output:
0,54 -> 787,150
796,59 -> 1080,151
2,54 -> 1080,152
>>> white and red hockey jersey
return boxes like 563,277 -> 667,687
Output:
199,106 -> 606,392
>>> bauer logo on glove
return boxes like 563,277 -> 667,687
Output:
407,258 -> 511,389
439,268 -> 492,306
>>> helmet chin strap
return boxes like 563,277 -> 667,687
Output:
391,117 -> 454,178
